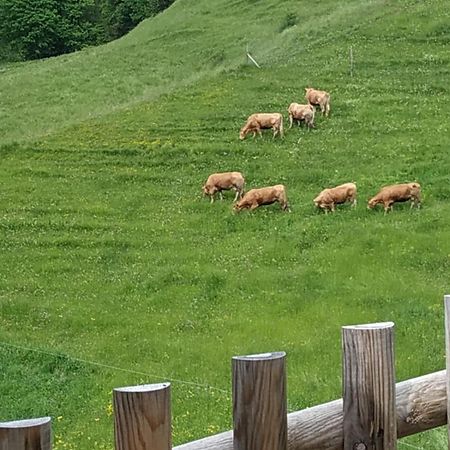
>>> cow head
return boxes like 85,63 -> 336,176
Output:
367,198 -> 377,209
202,184 -> 210,196
233,201 -> 243,212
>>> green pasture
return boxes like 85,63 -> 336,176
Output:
1,0 -> 450,448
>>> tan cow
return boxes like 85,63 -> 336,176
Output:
368,182 -> 421,214
305,88 -> 331,117
233,185 -> 290,212
202,172 -> 245,203
287,103 -> 315,129
314,182 -> 357,213
239,113 -> 284,140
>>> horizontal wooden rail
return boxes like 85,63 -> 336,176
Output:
174,370 -> 446,450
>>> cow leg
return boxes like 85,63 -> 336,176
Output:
289,115 -> 293,129
210,194 -> 215,204
351,198 -> 357,208
219,191 -> 223,201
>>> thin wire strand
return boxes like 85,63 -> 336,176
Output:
398,442 -> 424,450
0,340 -> 229,394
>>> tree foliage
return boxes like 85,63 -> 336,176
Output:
102,0 -> 174,38
0,0 -> 175,61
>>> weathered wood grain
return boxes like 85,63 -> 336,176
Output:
114,383 -> 171,450
445,294 -> 450,448
0,417 -> 51,450
232,352 -> 287,450
174,370 -> 446,450
342,322 -> 397,449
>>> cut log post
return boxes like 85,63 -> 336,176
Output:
0,417 -> 51,450
445,294 -> 450,448
232,351 -> 287,450
174,370 -> 446,450
114,383 -> 171,450
342,322 -> 397,450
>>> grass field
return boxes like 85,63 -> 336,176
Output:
1,0 -> 450,448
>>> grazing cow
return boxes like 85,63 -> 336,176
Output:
234,185 -> 290,212
368,182 -> 421,214
305,88 -> 331,117
239,113 -> 284,140
287,103 -> 315,129
314,182 -> 357,213
202,172 -> 245,203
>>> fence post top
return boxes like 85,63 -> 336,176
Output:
342,321 -> 395,331
0,417 -> 51,428
114,382 -> 171,393
232,351 -> 286,361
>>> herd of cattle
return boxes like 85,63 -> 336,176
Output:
203,87 -> 422,214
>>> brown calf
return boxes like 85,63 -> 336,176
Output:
234,185 -> 290,212
305,88 -> 331,117
287,103 -> 315,129
239,113 -> 284,140
368,182 -> 421,214
202,172 -> 245,203
314,182 -> 357,213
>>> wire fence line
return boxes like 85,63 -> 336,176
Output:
0,340 -> 229,395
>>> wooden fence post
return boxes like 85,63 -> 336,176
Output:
0,417 -> 51,450
342,323 -> 396,450
114,383 -> 171,450
232,351 -> 287,450
444,294 -> 450,448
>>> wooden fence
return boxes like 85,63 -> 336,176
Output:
3,295 -> 450,450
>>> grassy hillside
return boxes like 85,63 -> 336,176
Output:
1,0 -> 450,448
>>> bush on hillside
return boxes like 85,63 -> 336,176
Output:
278,12 -> 298,33
104,0 -> 175,38
0,0 -> 176,62
0,0 -> 104,60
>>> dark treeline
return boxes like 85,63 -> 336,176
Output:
0,0 -> 175,62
